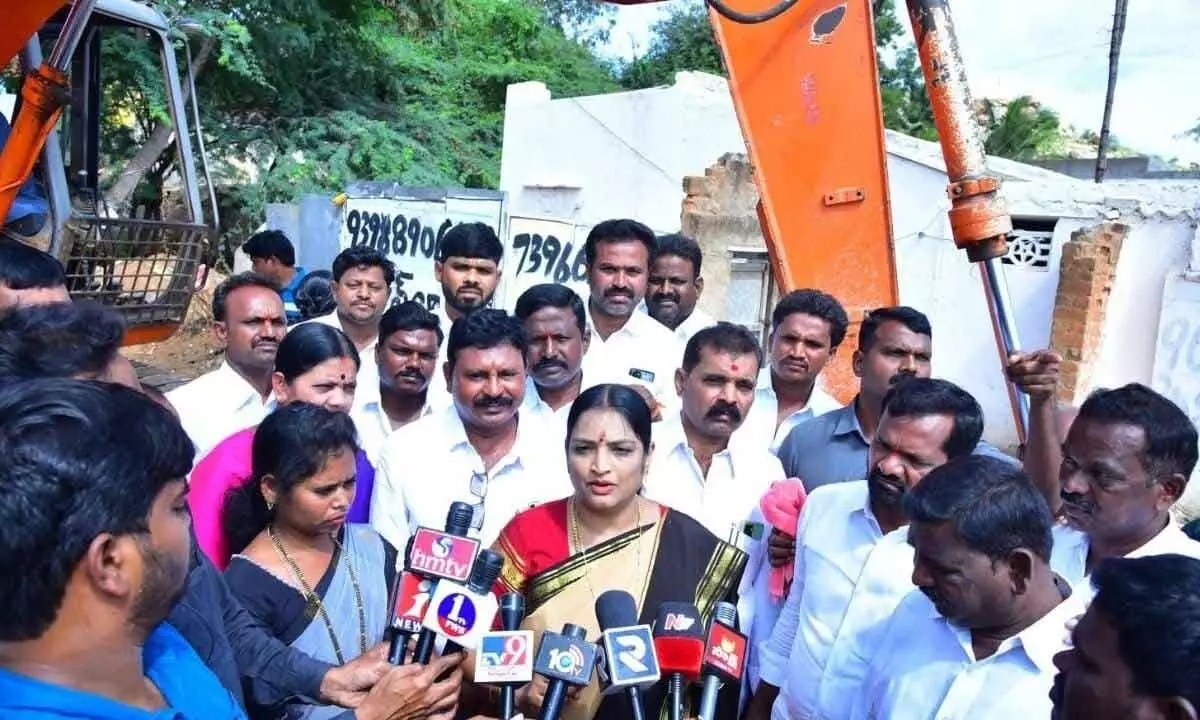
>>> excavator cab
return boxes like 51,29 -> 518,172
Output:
2,0 -> 217,345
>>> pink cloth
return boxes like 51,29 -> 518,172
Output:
759,478 -> 808,602
189,427 -> 257,571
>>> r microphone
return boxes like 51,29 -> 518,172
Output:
531,623 -> 598,720
594,590 -> 659,720
422,549 -> 506,655
411,501 -> 480,664
696,602 -> 746,720
652,602 -> 705,720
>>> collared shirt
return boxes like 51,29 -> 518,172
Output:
671,307 -> 717,346
166,361 -> 275,463
1051,521 -> 1200,605
350,394 -> 434,467
776,398 -> 1019,493
302,311 -> 381,412
734,369 -> 843,454
581,308 -> 683,413
0,623 -> 246,719
760,480 -> 916,720
370,406 -> 573,552
279,266 -> 307,325
852,589 -> 1072,720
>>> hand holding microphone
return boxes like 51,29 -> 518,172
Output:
696,602 -> 746,720
652,602 -> 706,720
594,590 -> 660,720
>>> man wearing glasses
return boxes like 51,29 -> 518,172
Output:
371,309 -> 571,550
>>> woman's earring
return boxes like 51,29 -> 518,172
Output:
266,499 -> 275,512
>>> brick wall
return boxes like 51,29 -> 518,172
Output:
1049,223 -> 1128,404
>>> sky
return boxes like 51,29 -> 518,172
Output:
601,0 -> 1200,164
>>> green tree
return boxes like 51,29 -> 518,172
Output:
980,96 -> 1064,161
619,3 -> 722,89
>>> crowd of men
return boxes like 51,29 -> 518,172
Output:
1,213 -> 1199,720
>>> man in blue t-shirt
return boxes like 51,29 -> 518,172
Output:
0,379 -> 245,719
242,229 -> 307,324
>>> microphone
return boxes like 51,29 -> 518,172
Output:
411,502 -> 481,664
531,623 -> 598,720
422,549 -> 506,655
594,590 -> 659,720
652,602 -> 705,720
387,537 -> 424,664
485,593 -> 530,719
696,602 -> 745,720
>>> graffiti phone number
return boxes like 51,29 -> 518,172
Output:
511,233 -> 587,284
345,209 -> 454,260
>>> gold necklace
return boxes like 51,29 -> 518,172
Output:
269,526 -> 368,665
568,498 -> 653,605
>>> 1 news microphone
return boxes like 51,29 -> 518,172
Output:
594,590 -> 659,720
532,623 -> 598,720
652,602 -> 706,720
428,548 -> 506,656
387,536 -> 420,664
411,501 -> 480,664
498,593 -> 527,719
696,602 -> 746,720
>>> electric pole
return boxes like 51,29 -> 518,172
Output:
1096,0 -> 1128,183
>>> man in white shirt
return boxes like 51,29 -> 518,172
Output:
643,233 -> 715,346
371,309 -> 569,551
579,219 -> 682,420
734,289 -> 847,453
428,222 -> 504,411
351,301 -> 442,466
1051,554 -> 1200,720
167,272 -> 285,460
853,455 -> 1073,720
514,283 -> 591,437
305,246 -> 395,408
1051,383 -> 1200,603
744,377 -> 986,720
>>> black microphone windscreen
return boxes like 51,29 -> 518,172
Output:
446,501 -> 474,535
595,590 -> 638,631
499,592 -> 525,631
468,549 -> 505,592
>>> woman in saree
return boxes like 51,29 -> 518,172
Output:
483,383 -> 748,720
222,402 -> 397,720
190,322 -> 375,568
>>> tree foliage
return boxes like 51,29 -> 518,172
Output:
980,96 -> 1064,161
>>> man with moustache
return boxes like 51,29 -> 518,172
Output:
1051,554 -> 1200,720
852,455 -> 1074,720
515,283 -> 591,434
579,219 -> 682,419
351,301 -> 443,465
168,272 -> 286,460
643,233 -> 714,345
745,378 -> 986,720
371,309 -> 568,550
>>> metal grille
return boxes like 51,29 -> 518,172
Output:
60,216 -> 207,329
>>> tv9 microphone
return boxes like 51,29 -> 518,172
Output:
594,590 -> 659,720
421,548 -> 505,655
411,501 -> 481,664
475,593 -> 530,719
531,623 -> 598,720
652,602 -> 706,720
697,602 -> 746,720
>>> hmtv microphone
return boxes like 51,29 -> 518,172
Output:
697,602 -> 746,720
411,501 -> 479,664
421,549 -> 506,654
531,623 -> 598,720
652,602 -> 705,720
594,590 -> 659,720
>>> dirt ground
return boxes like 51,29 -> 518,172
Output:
123,270 -> 227,381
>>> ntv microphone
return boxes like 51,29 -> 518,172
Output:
531,623 -> 598,720
474,593 -> 532,720
696,602 -> 746,720
652,602 -> 706,720
410,501 -> 481,664
421,548 -> 505,655
594,590 -> 660,720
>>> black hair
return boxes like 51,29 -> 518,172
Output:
881,377 -> 984,459
436,222 -> 503,264
294,270 -> 337,320
514,283 -> 587,335
212,272 -> 279,323
1077,383 -> 1199,481
445,309 -> 527,371
1090,554 -> 1200,710
275,323 -> 360,382
904,454 -> 1054,562
331,246 -> 397,286
241,230 -> 296,267
652,233 -> 703,278
0,379 -> 194,641
222,403 -> 360,554
859,306 -> 932,351
771,289 -> 850,349
379,300 -> 444,347
682,321 -> 763,374
0,300 -> 124,380
0,238 -> 66,290
584,219 -> 656,266
565,383 -> 653,454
